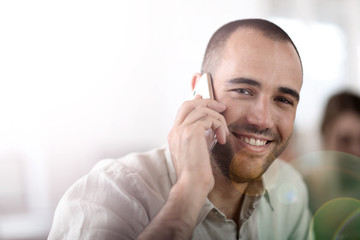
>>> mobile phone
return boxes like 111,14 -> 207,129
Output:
192,73 -> 217,151
192,73 -> 215,99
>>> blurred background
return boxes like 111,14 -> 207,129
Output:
0,0 -> 359,239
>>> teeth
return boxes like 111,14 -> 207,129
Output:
240,136 -> 266,146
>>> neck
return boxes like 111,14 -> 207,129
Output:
208,163 -> 248,222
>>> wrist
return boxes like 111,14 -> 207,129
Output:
176,169 -> 214,194
168,175 -> 211,223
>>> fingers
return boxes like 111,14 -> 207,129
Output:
182,107 -> 228,143
174,96 -> 227,126
172,96 -> 229,145
194,117 -> 228,144
168,96 -> 228,190
182,106 -> 226,127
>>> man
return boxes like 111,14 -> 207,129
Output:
297,91 -> 360,238
321,91 -> 360,158
49,19 -> 311,239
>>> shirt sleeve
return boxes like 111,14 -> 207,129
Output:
48,167 -> 149,240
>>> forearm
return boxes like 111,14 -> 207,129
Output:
137,176 -> 209,240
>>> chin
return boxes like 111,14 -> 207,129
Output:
211,135 -> 287,182
229,157 -> 267,183
229,147 -> 279,182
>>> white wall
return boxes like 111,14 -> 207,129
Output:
0,1 -> 359,239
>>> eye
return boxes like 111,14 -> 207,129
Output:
337,136 -> 351,147
232,88 -> 252,96
274,97 -> 293,106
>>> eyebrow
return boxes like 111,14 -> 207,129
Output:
278,87 -> 300,102
226,77 -> 260,87
226,77 -> 300,102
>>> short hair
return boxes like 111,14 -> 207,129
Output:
321,91 -> 360,136
201,18 -> 302,75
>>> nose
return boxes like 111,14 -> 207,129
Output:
245,96 -> 274,130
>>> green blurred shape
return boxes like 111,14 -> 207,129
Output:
310,198 -> 360,240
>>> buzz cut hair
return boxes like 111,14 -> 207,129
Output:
201,18 -> 302,75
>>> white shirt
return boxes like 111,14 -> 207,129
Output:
48,146 -> 312,240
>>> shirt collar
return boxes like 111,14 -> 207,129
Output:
164,145 -> 277,226
238,176 -> 273,211
238,159 -> 285,211
261,159 -> 284,209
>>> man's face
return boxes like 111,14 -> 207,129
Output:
210,29 -> 303,183
325,112 -> 360,158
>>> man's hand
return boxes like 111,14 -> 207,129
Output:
138,95 -> 228,240
168,95 -> 228,192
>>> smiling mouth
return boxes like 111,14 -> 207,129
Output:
232,132 -> 271,147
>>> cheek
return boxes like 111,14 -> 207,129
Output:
276,113 -> 295,135
223,99 -> 296,133
324,132 -> 338,150
221,101 -> 248,124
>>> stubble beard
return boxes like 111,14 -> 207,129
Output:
210,127 -> 291,184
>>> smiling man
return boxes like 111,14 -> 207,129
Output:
208,24 -> 302,186
49,19 -> 311,240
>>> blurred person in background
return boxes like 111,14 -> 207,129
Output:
48,19 -> 312,240
321,91 -> 360,158
297,90 -> 360,239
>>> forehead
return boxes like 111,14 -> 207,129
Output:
332,112 -> 360,130
214,28 -> 303,91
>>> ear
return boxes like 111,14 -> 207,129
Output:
191,73 -> 202,91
